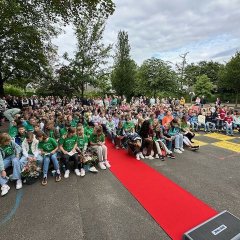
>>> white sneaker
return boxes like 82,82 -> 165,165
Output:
75,169 -> 81,176
99,161 -> 107,170
147,155 -> 154,160
139,152 -> 145,159
180,148 -> 185,152
104,160 -> 111,168
1,185 -> 10,196
80,168 -> 85,177
155,154 -> 160,159
16,179 -> 22,190
89,166 -> 98,173
174,148 -> 182,154
136,153 -> 140,160
64,170 -> 70,178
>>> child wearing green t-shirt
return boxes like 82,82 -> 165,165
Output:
35,131 -> 61,185
89,126 -> 110,170
59,127 -> 79,178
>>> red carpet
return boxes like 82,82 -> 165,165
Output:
107,142 -> 218,240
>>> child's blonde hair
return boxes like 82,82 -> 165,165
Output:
0,133 -> 11,146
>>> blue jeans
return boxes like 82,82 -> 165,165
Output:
42,153 -> 60,178
174,134 -> 183,149
191,122 -> 198,131
205,122 -> 216,131
0,155 -> 21,186
226,125 -> 233,135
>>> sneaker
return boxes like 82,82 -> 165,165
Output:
80,168 -> 85,177
104,160 -> 111,168
1,185 -> 10,196
89,166 -> 98,173
41,177 -> 47,186
64,170 -> 70,178
16,179 -> 23,190
115,146 -> 119,149
160,155 -> 165,161
174,148 -> 182,154
75,169 -> 81,176
179,148 -> 185,152
139,152 -> 145,159
155,154 -> 160,159
55,173 -> 61,182
136,153 -> 140,160
146,155 -> 154,160
167,153 -> 175,159
99,161 -> 107,170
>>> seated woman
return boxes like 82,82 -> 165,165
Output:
152,119 -> 175,160
0,133 -> 22,196
114,121 -> 126,149
168,119 -> 184,154
35,131 -> 61,185
20,131 -> 43,171
139,120 -> 155,159
58,127 -> 79,178
127,133 -> 144,160
89,125 -> 110,170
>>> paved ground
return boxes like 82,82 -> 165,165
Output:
0,124 -> 240,240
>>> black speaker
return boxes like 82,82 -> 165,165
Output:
183,211 -> 240,240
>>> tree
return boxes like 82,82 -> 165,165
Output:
218,52 -> 240,107
111,31 -> 137,100
137,58 -> 177,97
0,0 -> 115,96
64,11 -> 112,98
194,75 -> 213,99
176,52 -> 189,91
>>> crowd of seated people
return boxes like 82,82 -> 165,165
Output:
0,95 -> 239,197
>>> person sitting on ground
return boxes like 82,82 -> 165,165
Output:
14,125 -> 26,147
89,125 -> 110,170
58,127 -> 79,178
189,112 -> 199,132
114,121 -> 126,149
20,132 -> 43,171
233,111 -> 240,132
224,112 -> 234,136
0,133 -> 22,196
76,126 -> 90,176
106,115 -> 116,143
35,131 -> 61,185
205,111 -> 216,132
168,119 -> 184,154
139,120 -> 155,159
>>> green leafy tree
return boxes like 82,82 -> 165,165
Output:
111,31 -> 137,100
194,74 -> 213,98
0,0 -> 115,96
137,58 -> 177,97
64,11 -> 112,98
218,52 -> 240,107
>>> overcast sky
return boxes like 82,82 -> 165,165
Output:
53,0 -> 240,66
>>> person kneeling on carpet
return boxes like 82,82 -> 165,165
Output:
89,125 -> 111,170
127,133 -> 144,160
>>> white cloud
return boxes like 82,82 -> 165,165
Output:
53,0 -> 240,66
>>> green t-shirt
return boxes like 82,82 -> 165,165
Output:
59,127 -> 67,137
9,126 -> 18,138
25,122 -> 34,132
59,135 -> 77,152
89,133 -> 105,144
3,144 -> 14,157
77,135 -> 88,150
38,137 -> 58,153
70,120 -> 77,128
123,121 -> 135,133
84,127 -> 94,138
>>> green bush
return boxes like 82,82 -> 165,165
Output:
4,84 -> 25,97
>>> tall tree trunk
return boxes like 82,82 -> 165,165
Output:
235,91 -> 239,108
0,71 -> 4,97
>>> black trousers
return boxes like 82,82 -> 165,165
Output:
62,153 -> 79,170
